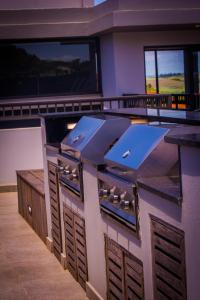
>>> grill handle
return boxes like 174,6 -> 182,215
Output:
106,166 -> 132,177
61,148 -> 77,155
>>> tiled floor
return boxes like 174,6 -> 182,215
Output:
0,192 -> 88,300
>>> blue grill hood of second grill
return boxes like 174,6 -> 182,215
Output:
104,124 -> 178,180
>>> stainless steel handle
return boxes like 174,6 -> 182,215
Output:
106,166 -> 131,177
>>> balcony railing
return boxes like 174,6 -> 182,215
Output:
0,94 -> 199,120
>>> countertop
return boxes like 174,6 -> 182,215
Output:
17,169 -> 44,196
106,108 -> 200,125
165,133 -> 200,148
137,176 -> 182,205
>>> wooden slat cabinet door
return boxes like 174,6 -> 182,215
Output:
31,189 -> 48,243
151,216 -> 187,300
124,252 -> 145,300
47,161 -> 62,261
17,176 -> 24,217
63,204 -> 78,280
74,214 -> 88,290
21,180 -> 32,227
63,203 -> 88,290
105,237 -> 125,300
105,236 -> 145,300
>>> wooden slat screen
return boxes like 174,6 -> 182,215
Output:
63,203 -> 88,290
63,204 -> 78,280
124,252 -> 144,300
105,236 -> 144,300
47,161 -> 62,262
151,216 -> 187,300
106,237 -> 125,300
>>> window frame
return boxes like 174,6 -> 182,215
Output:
144,44 -> 200,94
0,37 -> 102,100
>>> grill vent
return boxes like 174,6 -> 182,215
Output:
63,203 -> 88,290
105,236 -> 144,300
151,216 -> 187,300
48,161 -> 62,261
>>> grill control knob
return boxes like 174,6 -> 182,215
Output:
99,189 -> 109,197
69,169 -> 77,180
63,166 -> 71,175
57,165 -> 64,173
120,200 -> 130,210
109,194 -> 119,203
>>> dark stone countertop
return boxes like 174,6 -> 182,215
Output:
45,143 -> 60,153
165,133 -> 200,148
39,110 -> 102,119
106,108 -> 200,125
137,176 -> 182,205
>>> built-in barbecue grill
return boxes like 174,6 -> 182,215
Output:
58,115 -> 130,201
98,124 -> 178,235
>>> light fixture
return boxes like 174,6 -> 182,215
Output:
67,123 -> 76,130
131,118 -> 148,124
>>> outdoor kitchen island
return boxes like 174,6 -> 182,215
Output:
39,111 -> 200,300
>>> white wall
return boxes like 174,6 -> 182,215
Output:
101,30 -> 200,96
0,127 -> 43,185
100,34 -> 117,97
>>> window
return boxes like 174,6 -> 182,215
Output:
194,51 -> 200,93
157,50 -> 185,94
0,39 -> 100,99
145,49 -> 185,94
145,46 -> 200,95
198,52 -> 200,92
145,51 -> 156,94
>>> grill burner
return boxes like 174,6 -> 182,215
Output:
98,124 -> 178,235
58,115 -> 130,201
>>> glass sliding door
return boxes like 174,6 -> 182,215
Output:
198,52 -> 200,93
145,51 -> 157,94
145,49 -> 185,94
192,51 -> 200,94
157,50 -> 185,94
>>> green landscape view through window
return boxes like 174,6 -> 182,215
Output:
145,50 -> 185,94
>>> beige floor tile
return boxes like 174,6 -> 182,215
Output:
0,192 -> 88,300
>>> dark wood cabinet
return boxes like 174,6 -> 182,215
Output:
17,170 -> 47,244
47,161 -> 63,261
151,215 -> 187,300
63,203 -> 88,290
105,235 -> 145,300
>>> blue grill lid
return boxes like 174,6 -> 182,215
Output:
104,125 -> 169,170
